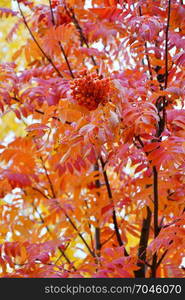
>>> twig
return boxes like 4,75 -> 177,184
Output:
16,1 -> 63,78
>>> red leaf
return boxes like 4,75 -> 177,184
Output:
101,203 -> 114,215
14,109 -> 21,120
143,142 -> 160,152
6,172 -> 31,188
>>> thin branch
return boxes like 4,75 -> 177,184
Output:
138,6 -> 153,81
48,0 -> 55,25
40,156 -> 56,198
16,1 -> 63,78
39,156 -> 95,257
84,199 -> 96,254
153,166 -> 159,238
101,232 -> 115,247
62,207 -> 96,258
32,186 -> 52,199
58,42 -> 75,78
65,5 -> 98,70
156,249 -> 168,268
99,156 -> 128,256
94,162 -> 102,255
11,96 -> 71,124
164,0 -> 171,89
47,0 -> 74,78
134,206 -> 152,277
31,200 -> 75,269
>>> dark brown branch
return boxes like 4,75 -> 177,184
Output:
94,162 -> 102,254
153,166 -> 159,238
58,42 -> 75,78
40,156 -> 56,198
16,1 -> 63,78
134,206 -> 152,277
156,249 -> 168,268
48,0 -> 55,25
150,166 -> 160,278
95,227 -> 101,253
150,253 -> 158,277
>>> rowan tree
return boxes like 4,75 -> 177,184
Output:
0,0 -> 185,278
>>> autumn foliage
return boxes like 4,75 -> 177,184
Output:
0,0 -> 185,278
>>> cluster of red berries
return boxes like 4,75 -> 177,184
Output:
70,69 -> 111,111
